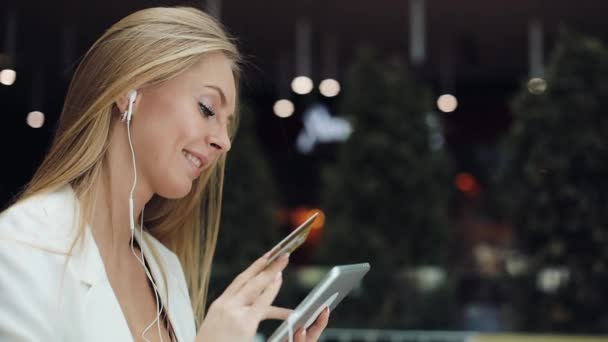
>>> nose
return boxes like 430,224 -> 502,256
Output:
208,127 -> 232,153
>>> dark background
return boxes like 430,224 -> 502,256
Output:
2,0 -> 608,335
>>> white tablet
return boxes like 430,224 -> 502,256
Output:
267,263 -> 371,342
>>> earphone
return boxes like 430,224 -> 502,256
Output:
123,90 -> 138,234
121,90 -> 138,122
123,89 -> 166,342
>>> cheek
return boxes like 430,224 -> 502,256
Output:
130,118 -> 191,197
132,109 -> 200,180
129,111 -> 173,175
137,106 -> 197,150
169,113 -> 203,148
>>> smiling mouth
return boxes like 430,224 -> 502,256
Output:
182,149 -> 202,169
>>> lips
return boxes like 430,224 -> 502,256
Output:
183,150 -> 202,168
182,149 -> 209,176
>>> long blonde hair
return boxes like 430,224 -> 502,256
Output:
16,6 -> 240,324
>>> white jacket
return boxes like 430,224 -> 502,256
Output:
0,185 -> 197,341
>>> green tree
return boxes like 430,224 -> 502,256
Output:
315,47 -> 455,328
496,30 -> 608,333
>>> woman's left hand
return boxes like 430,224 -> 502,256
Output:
293,307 -> 330,342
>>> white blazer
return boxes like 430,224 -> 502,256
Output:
0,185 -> 197,341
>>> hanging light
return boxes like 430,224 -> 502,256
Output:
320,33 -> 340,97
1,10 -> 17,86
293,18 -> 313,95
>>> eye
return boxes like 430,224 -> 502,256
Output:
199,103 -> 216,118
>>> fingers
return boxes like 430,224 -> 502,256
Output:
294,328 -> 306,342
262,306 -> 292,321
239,253 -> 289,302
251,268 -> 283,317
223,252 -> 275,296
306,307 -> 330,341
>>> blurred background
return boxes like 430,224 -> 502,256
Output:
1,0 -> 608,340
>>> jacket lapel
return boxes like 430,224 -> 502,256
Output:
55,186 -> 133,341
71,227 -> 133,341
44,185 -> 193,341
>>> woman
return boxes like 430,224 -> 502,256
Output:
0,6 -> 329,342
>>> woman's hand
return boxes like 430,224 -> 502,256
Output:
195,253 -> 291,341
290,307 -> 330,342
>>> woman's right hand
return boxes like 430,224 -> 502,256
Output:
195,252 -> 291,342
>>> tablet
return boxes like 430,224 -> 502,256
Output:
267,263 -> 371,342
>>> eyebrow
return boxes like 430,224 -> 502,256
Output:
203,85 -> 227,106
203,85 -> 235,120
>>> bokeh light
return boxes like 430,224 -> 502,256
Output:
319,78 -> 341,97
26,111 -> 45,128
437,94 -> 458,113
0,69 -> 16,86
273,99 -> 295,118
291,76 -> 313,95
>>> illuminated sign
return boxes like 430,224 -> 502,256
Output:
296,103 -> 352,154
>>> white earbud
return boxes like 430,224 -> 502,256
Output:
128,89 -> 138,103
121,89 -> 138,122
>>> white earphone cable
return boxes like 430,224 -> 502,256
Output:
125,99 -> 166,342
141,206 -> 166,341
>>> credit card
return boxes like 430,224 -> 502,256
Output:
266,211 -> 319,266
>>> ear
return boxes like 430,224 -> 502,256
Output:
115,93 -> 131,115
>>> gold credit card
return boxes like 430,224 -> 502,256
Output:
266,211 -> 319,266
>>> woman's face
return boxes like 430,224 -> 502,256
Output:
129,52 -> 236,199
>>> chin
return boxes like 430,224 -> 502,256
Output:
156,180 -> 194,199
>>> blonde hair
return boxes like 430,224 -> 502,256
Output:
16,6 -> 240,325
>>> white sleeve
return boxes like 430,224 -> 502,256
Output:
0,238 -> 62,341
